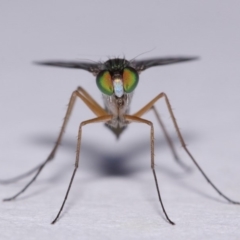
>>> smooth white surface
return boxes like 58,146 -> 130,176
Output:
1,1 -> 240,240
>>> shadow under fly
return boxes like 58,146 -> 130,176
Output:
2,56 -> 240,225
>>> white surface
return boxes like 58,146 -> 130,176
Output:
1,1 -> 240,240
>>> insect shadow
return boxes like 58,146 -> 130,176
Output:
20,129 -> 232,206
28,129 -> 194,179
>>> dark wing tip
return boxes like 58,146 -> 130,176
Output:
180,56 -> 199,61
167,56 -> 200,64
33,61 -> 51,66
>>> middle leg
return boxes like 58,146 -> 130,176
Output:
133,92 -> 240,204
3,87 -> 108,200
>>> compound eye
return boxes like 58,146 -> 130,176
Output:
123,67 -> 139,93
96,70 -> 113,95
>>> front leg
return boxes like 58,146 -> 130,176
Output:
125,115 -> 175,225
51,114 -> 112,224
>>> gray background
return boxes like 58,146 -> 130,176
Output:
0,1 -> 240,239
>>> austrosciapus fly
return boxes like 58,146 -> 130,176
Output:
2,56 -> 240,225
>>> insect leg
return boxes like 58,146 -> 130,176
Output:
133,92 -> 240,204
125,115 -> 175,225
151,105 -> 190,170
0,163 -> 46,184
3,87 -> 107,200
51,114 -> 112,224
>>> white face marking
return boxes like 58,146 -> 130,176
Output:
113,79 -> 124,97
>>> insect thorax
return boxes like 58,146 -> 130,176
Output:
103,92 -> 133,128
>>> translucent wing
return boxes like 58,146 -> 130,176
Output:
34,60 -> 101,75
132,57 -> 198,72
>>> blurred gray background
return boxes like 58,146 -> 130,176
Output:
0,1 -> 240,240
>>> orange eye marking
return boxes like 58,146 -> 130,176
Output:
96,71 -> 113,95
123,67 -> 139,93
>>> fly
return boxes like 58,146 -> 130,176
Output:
2,56 -> 239,225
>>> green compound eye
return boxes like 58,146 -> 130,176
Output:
96,70 -> 113,95
123,67 -> 139,93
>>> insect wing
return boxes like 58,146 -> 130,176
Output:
34,60 -> 100,75
132,57 -> 198,72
